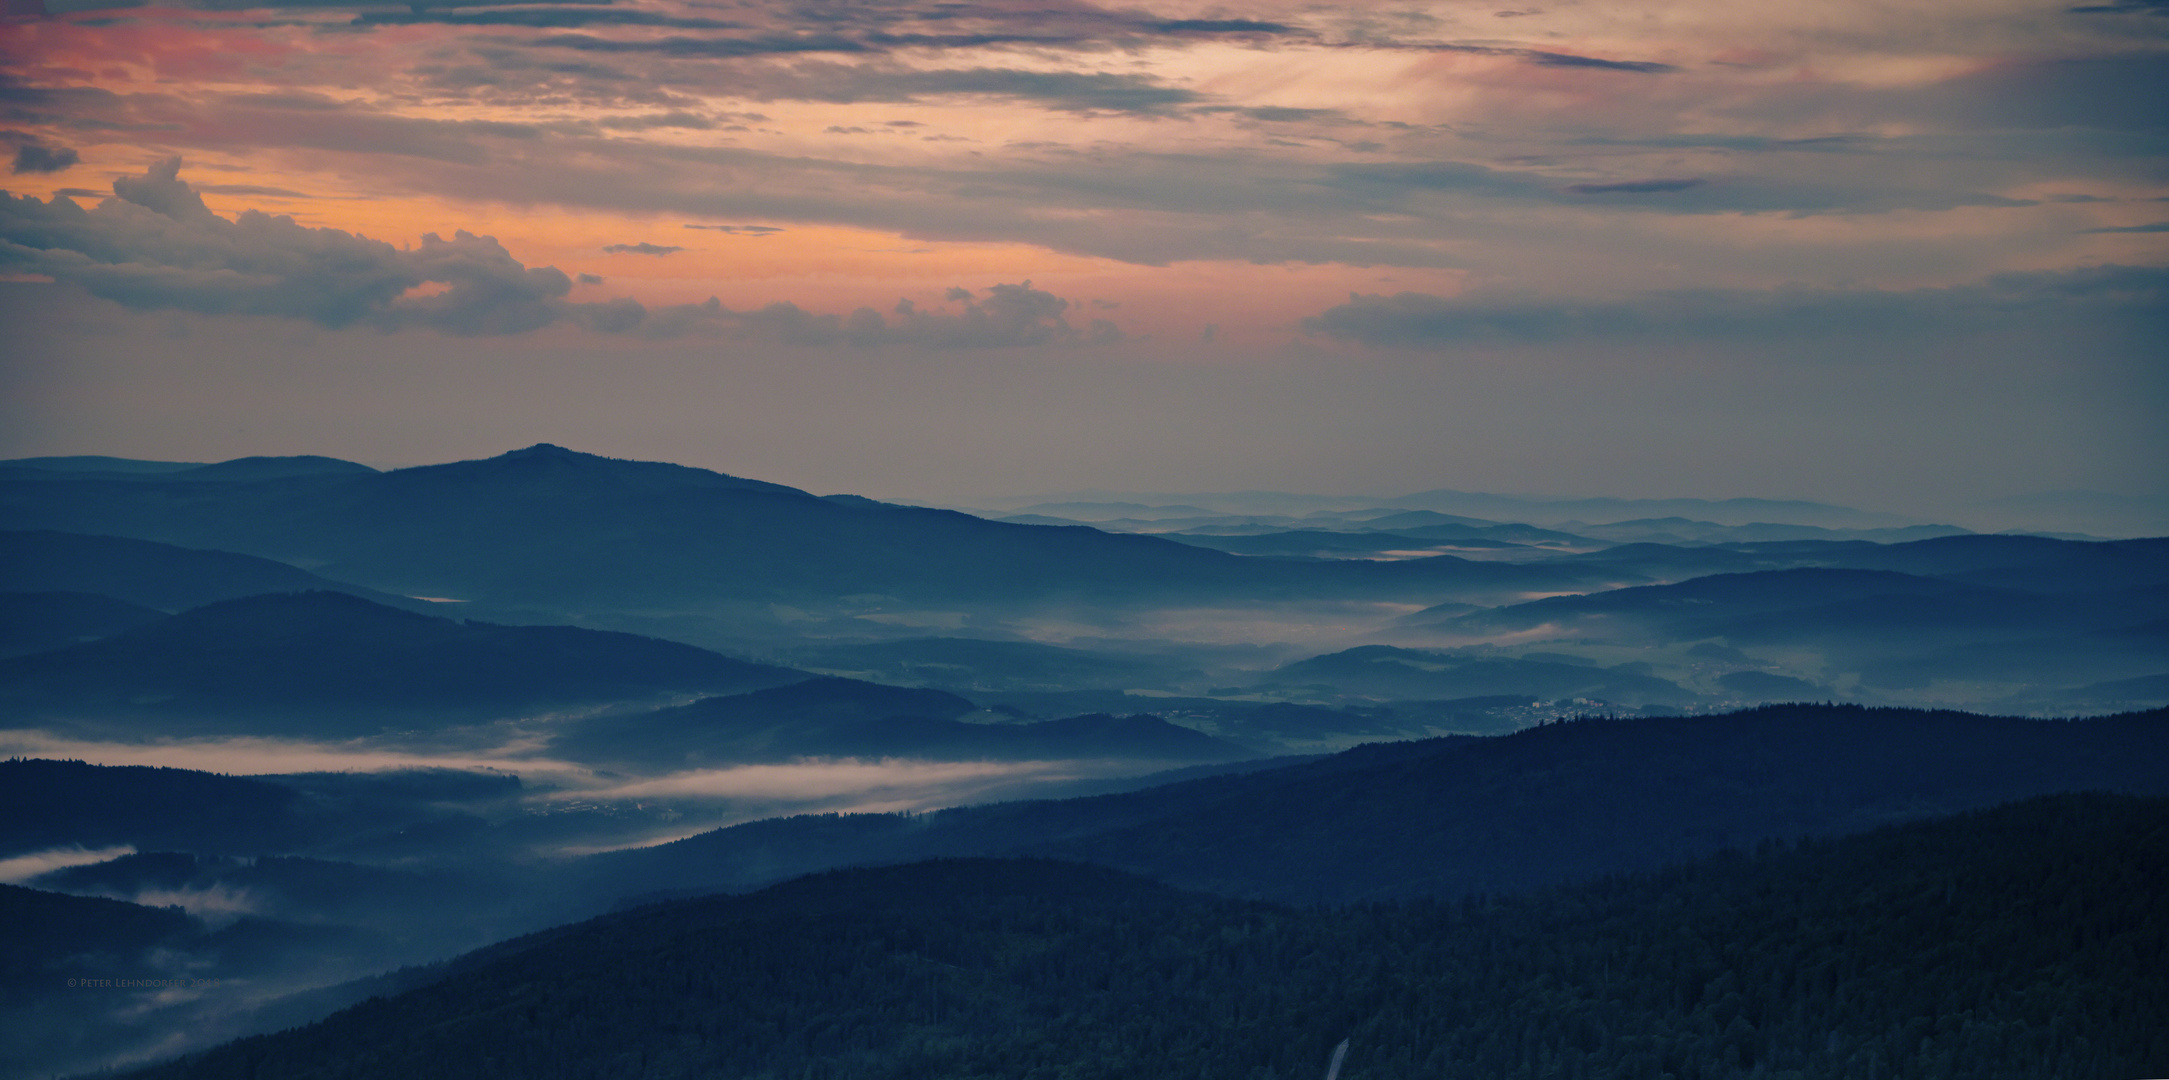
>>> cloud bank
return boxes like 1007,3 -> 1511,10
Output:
1302,266 -> 2169,346
1,160 -> 1116,343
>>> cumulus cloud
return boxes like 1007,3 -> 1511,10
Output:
0,159 -> 1121,343
707,280 -> 1118,347
5,131 -> 79,175
0,158 -> 650,334
1301,265 -> 2169,346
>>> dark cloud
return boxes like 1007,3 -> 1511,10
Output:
193,183 -> 312,197
1326,160 -> 2030,217
580,280 -> 1113,346
716,281 -> 1112,347
1417,43 -> 1675,73
617,62 -> 1203,115
575,272 -> 604,284
1923,55 -> 2169,133
189,95 -> 545,165
887,68 -> 1198,113
2081,221 -> 2169,233
470,27 -> 1203,113
1521,50 -> 1674,73
2067,0 -> 2169,14
602,242 -> 684,254
1565,178 -> 1707,195
354,8 -> 748,30
685,224 -> 784,235
0,81 -> 129,132
110,157 -> 217,220
65,85 -> 2076,276
596,112 -> 719,130
529,32 -> 869,59
4,131 -> 79,175
1301,265 -> 2169,346
47,0 -> 609,10
1194,105 -> 1349,124
1145,18 -> 1292,33
1325,160 -> 1542,201
1567,133 -> 1876,153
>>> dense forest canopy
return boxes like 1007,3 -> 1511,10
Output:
127,793 -> 2169,1080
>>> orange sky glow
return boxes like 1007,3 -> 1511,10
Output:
1,0 -> 2163,506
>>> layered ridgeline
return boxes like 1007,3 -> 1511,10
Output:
0,590 -> 1252,760
554,676 -> 1245,768
122,795 -> 2169,1080
0,590 -> 807,736
8,704 -> 2168,1078
6,446 -> 2163,713
581,703 -> 2169,905
25,446 -> 2145,619
0,530 -> 425,615
15,704 -> 2165,914
0,445 -> 1604,612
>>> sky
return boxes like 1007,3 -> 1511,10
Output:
1,0 -> 2165,520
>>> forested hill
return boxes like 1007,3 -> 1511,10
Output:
128,793 -> 2169,1080
582,702 -> 2169,907
0,444 -> 1616,608
0,591 -> 806,735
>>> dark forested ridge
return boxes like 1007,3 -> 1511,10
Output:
0,591 -> 163,658
0,445 -> 1647,610
582,702 -> 2169,906
0,531 -> 418,614
557,676 -> 1250,766
126,793 -> 2169,1080
0,591 -> 807,735
0,759 -> 307,857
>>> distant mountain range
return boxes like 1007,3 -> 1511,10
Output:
554,676 -> 1248,767
3,448 -> 2163,723
975,487 -> 1924,529
0,446 -> 1621,615
1261,644 -> 1695,706
0,530 -> 423,612
0,591 -> 806,736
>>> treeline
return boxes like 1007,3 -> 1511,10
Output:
598,702 -> 2169,908
130,792 -> 2168,1080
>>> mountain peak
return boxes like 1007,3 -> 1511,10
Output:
500,443 -> 587,460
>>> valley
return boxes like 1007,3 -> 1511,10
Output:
1,447 -> 2163,1078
